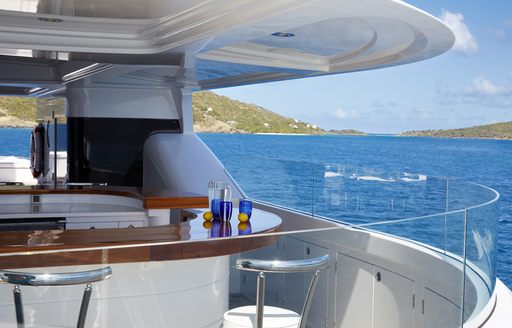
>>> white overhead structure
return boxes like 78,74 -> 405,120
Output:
0,0 -> 454,93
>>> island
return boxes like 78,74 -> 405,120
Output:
400,121 -> 512,140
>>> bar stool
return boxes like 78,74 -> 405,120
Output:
223,254 -> 329,328
0,267 -> 112,328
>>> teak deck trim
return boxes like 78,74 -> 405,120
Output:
0,234 -> 281,269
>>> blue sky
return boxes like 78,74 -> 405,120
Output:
213,1 -> 512,134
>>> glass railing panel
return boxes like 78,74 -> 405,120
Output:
360,211 -> 466,256
311,165 -> 452,225
445,211 -> 468,258
446,178 -> 498,212
465,202 -> 498,291
222,157 -> 316,215
220,156 -> 500,323
463,200 -> 499,323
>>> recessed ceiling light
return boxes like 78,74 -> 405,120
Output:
38,17 -> 64,23
271,32 -> 295,38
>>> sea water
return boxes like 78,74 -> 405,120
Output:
1,128 -> 511,288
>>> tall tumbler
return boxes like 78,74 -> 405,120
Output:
208,180 -> 232,218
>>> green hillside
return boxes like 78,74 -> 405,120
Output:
0,97 -> 37,127
0,97 -> 67,127
0,97 -> 36,121
0,92 -> 367,136
193,91 -> 326,134
401,121 -> 512,140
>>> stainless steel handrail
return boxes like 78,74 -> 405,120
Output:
0,267 -> 112,286
236,254 -> 329,273
1,267 -> 112,328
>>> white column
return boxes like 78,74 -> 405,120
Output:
66,87 -> 180,119
180,88 -> 193,134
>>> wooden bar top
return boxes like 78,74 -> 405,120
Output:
0,209 -> 282,269
0,185 -> 208,209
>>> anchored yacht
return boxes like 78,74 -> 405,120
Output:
0,0 -> 510,327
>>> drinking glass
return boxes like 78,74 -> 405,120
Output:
220,201 -> 233,221
239,199 -> 253,219
208,181 -> 232,218
211,199 -> 221,219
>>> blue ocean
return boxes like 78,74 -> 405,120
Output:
1,128 -> 511,289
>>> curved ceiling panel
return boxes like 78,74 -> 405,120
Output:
250,18 -> 377,57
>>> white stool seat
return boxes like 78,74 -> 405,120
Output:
223,305 -> 300,328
